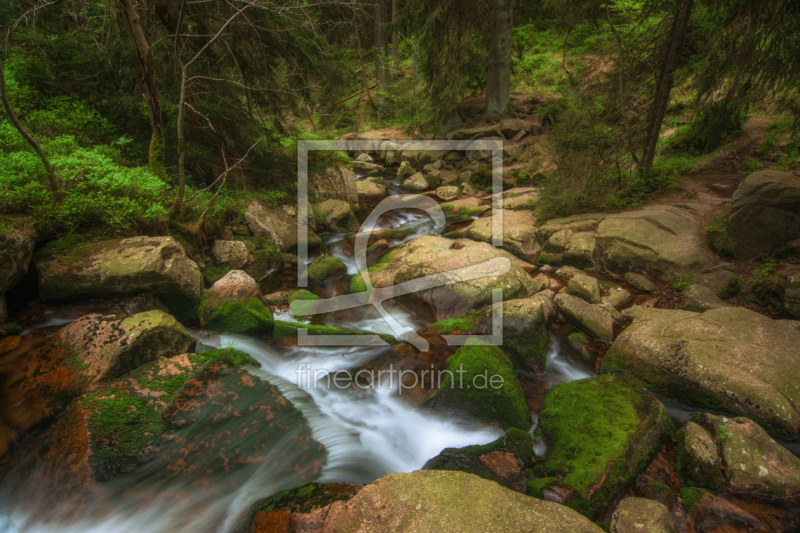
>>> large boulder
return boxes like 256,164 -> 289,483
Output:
59,310 -> 196,383
355,178 -> 387,198
611,498 -> 677,533
423,345 -> 531,431
538,230 -> 597,269
245,200 -> 322,252
202,270 -> 273,335
533,375 -> 670,517
728,170 -> 800,259
554,293 -> 614,342
594,206 -> 711,279
314,199 -> 358,231
419,294 -> 550,372
308,164 -> 359,212
692,413 -> 800,498
0,225 -> 35,294
450,209 -> 540,256
601,306 -> 800,435
246,470 -> 603,533
349,235 -> 540,321
36,236 -> 204,305
423,428 -> 535,493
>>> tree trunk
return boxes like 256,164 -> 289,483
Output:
118,0 -> 167,181
0,58 -> 58,192
485,0 -> 513,115
374,0 -> 385,115
392,0 -> 400,77
641,0 -> 694,175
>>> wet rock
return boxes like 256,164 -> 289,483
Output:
554,293 -> 614,341
674,421 -> 722,492
203,271 -> 273,335
568,274 -> 602,304
0,225 -> 35,294
435,185 -> 460,202
60,310 -> 196,383
247,470 -> 603,533
533,375 -> 670,517
680,284 -> 731,313
624,272 -> 657,293
728,170 -> 800,259
611,497 -> 677,533
306,254 -> 347,283
314,199 -> 358,231
245,200 -> 322,253
403,171 -> 429,191
694,270 -> 740,300
450,209 -> 540,256
36,236 -> 203,307
308,164 -> 359,212
601,306 -> 800,435
423,345 -> 531,430
349,235 -> 539,321
423,428 -> 535,493
211,240 -> 248,269
419,294 -> 550,372
595,207 -> 711,279
693,413 -> 800,498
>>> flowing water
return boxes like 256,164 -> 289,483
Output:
0,173 -> 595,532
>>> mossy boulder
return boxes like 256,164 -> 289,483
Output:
419,296 -> 550,372
554,293 -> 614,342
314,199 -> 358,231
532,375 -> 670,517
569,273 -> 602,304
538,229 -> 597,269
423,428 -> 535,493
450,209 -> 541,256
347,235 -> 539,321
403,171 -> 429,191
674,421 -> 722,492
35,236 -> 204,313
601,306 -> 800,436
204,297 -> 274,335
242,470 -> 603,533
356,179 -> 387,197
306,254 -> 347,283
59,310 -> 196,384
692,413 -> 800,498
247,482 -> 361,531
423,345 -> 531,431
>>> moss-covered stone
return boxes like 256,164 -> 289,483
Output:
204,296 -> 274,335
674,421 -> 722,492
307,255 -> 347,283
423,428 -> 534,493
272,321 -> 396,347
251,482 -> 360,519
533,375 -> 670,517
423,345 -> 531,431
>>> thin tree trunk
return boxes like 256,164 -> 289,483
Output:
563,26 -> 572,76
118,0 -> 167,181
392,0 -> 399,77
641,0 -> 694,175
485,0 -> 513,115
0,58 -> 58,192
374,0 -> 385,116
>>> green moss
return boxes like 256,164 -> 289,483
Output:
526,477 -> 558,498
424,345 -> 531,431
680,487 -> 707,512
148,130 -> 168,182
254,482 -> 358,515
424,314 -> 481,335
206,297 -> 274,335
535,374 -> 669,517
272,321 -> 396,345
287,289 -> 321,316
569,332 -> 587,344
307,255 -> 347,283
203,264 -> 229,286
200,348 -> 260,368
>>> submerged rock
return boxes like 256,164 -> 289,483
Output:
532,375 -> 670,517
349,235 -> 539,321
246,470 -> 602,533
36,236 -> 204,309
423,428 -> 535,493
601,306 -> 800,435
423,345 -> 531,431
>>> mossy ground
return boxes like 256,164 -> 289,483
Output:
424,345 -> 531,431
533,374 -> 669,517
205,297 -> 274,335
